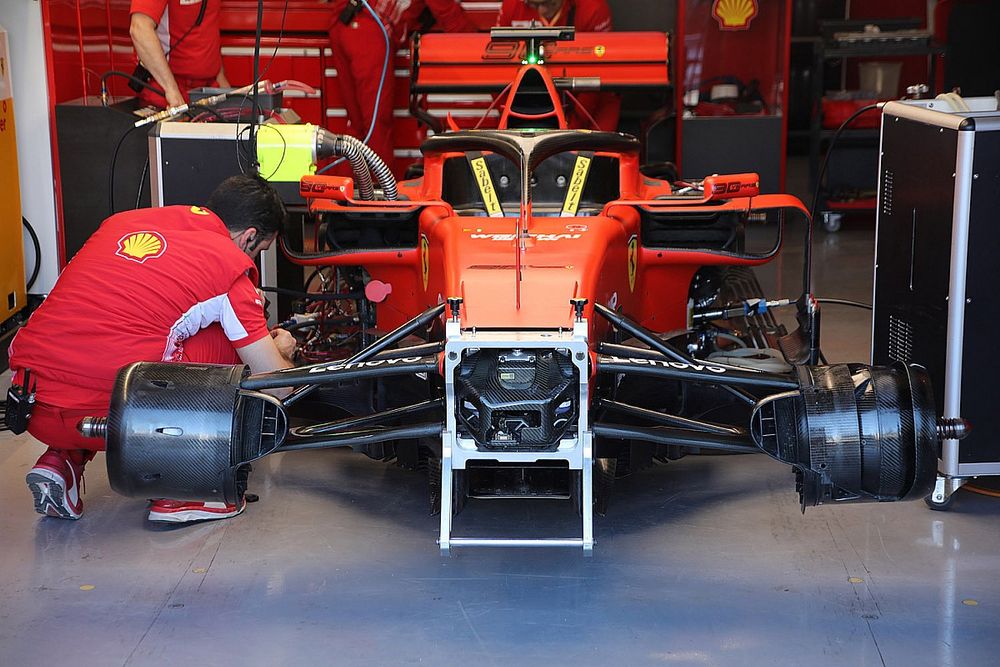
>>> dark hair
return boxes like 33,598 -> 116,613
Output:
206,174 -> 287,237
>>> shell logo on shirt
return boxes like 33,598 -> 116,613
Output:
712,0 -> 758,31
116,231 -> 167,264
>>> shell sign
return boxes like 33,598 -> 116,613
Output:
116,231 -> 167,264
712,0 -> 758,31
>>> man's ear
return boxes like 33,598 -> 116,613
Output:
234,228 -> 256,252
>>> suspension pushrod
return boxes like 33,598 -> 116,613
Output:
595,399 -> 747,437
596,357 -> 798,392
278,423 -> 443,452
266,303 -> 446,406
593,306 -> 768,405
243,356 -> 440,392
293,399 -> 445,437
600,342 -> 794,379
593,423 -> 758,453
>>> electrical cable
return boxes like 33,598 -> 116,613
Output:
248,0 -> 265,173
135,158 -> 150,210
809,102 -> 883,223
935,91 -> 970,112
564,90 -> 601,130
234,0 -> 290,175
815,297 -> 873,310
474,83 -> 512,129
317,0 -> 390,175
99,70 -> 165,101
21,217 -> 41,291
108,124 -> 142,216
964,484 -> 1000,499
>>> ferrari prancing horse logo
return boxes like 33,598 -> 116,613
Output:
627,235 -> 638,292
420,234 -> 430,290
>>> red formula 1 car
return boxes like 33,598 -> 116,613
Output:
92,29 -> 959,553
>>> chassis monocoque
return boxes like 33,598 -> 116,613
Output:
89,124 -> 955,553
84,38 -> 963,551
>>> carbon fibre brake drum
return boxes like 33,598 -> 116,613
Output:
106,362 -> 286,504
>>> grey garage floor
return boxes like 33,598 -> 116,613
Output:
2,222 -> 999,666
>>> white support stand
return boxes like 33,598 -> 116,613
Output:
438,319 -> 593,555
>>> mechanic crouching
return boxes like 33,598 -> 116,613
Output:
7,175 -> 294,523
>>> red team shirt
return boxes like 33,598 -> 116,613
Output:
498,0 -> 612,32
130,0 -> 222,82
9,206 -> 269,410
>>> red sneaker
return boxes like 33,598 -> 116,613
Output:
26,448 -> 86,519
147,499 -> 247,523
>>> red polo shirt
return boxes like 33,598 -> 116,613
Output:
9,205 -> 269,410
130,0 -> 222,82
498,0 -> 612,31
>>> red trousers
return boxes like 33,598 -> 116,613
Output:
328,13 -> 398,170
17,324 -> 240,453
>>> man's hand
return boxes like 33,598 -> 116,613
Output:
165,88 -> 186,108
271,328 -> 296,361
130,12 -> 184,108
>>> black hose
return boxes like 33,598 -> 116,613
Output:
21,217 -> 41,291
260,285 -> 365,301
99,70 -> 164,98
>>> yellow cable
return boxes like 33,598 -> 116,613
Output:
963,484 -> 1000,499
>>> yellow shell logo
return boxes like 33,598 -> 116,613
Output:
594,45 -> 606,58
712,0 -> 758,31
116,231 -> 167,264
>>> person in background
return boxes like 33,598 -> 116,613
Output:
8,175 -> 294,523
497,0 -> 620,131
129,0 -> 229,108
328,0 -> 478,167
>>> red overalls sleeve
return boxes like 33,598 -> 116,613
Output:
222,274 -> 271,349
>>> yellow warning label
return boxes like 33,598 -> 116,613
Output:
561,154 -> 592,217
627,235 -> 638,292
420,234 -> 430,290
470,156 -> 503,217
